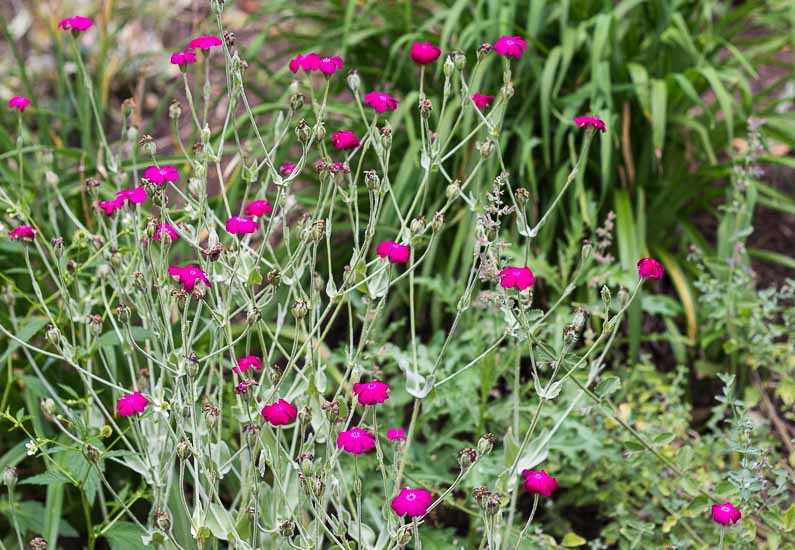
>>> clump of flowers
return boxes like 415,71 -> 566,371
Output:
377,241 -> 410,264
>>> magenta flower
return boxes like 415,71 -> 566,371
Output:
493,36 -> 527,58
98,198 -> 124,217
711,502 -> 741,526
9,225 -> 36,241
116,187 -> 147,205
171,50 -> 197,66
336,427 -> 375,455
234,355 -> 263,375
144,165 -> 180,185
376,241 -> 410,264
8,96 -> 31,113
387,428 -> 407,441
57,16 -> 93,32
521,469 -> 558,497
410,42 -> 441,65
188,35 -> 222,50
353,380 -> 391,405
472,92 -> 495,110
226,216 -> 258,235
498,266 -> 535,291
637,257 -> 664,280
364,92 -> 399,113
261,399 -> 297,426
279,164 -> 296,176
244,199 -> 273,217
331,130 -> 360,150
168,265 -> 211,292
316,55 -> 344,75
116,392 -> 149,417
288,53 -> 314,73
391,487 -> 432,518
154,223 -> 178,241
573,116 -> 607,133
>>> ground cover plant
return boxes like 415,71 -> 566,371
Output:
1,1 -> 794,549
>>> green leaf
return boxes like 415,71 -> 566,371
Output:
103,521 -> 146,550
20,471 -> 70,486
595,375 -> 621,398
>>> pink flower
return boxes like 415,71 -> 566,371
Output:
573,116 -> 607,133
387,428 -> 407,441
144,165 -> 180,185
376,241 -> 410,264
171,50 -> 197,66
9,225 -> 36,241
316,55 -> 343,75
188,35 -> 222,50
261,399 -> 297,426
498,266 -> 535,290
711,502 -> 741,526
154,223 -> 178,241
353,380 -> 391,405
234,355 -> 263,375
116,187 -> 148,205
116,392 -> 149,417
245,199 -> 273,217
226,216 -> 258,235
8,96 -> 31,113
168,265 -> 211,292
472,93 -> 495,110
391,487 -> 433,518
280,164 -> 296,176
288,53 -> 314,73
364,92 -> 399,113
637,257 -> 664,279
521,469 -> 558,497
410,42 -> 441,65
98,198 -> 124,217
336,427 -> 375,454
331,131 -> 360,150
493,36 -> 527,59
57,16 -> 93,32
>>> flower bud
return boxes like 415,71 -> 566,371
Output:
176,439 -> 192,460
188,177 -> 203,198
380,124 -> 392,149
83,444 -> 100,464
446,181 -> 461,200
3,466 -> 17,489
410,216 -> 426,236
515,187 -> 530,204
243,424 -> 260,448
479,139 -> 495,159
477,43 -> 493,60
292,299 -> 309,320
314,121 -> 326,142
138,134 -> 156,157
100,425 -> 112,438
346,70 -> 360,93
279,520 -> 295,538
267,269 -> 281,287
419,98 -> 432,118
247,306 -> 261,325
126,125 -> 139,143
295,119 -> 312,144
581,239 -> 593,263
458,447 -> 478,470
321,400 -> 339,423
51,237 -> 64,257
298,452 -> 314,477
395,523 -> 415,546
154,510 -> 171,532
45,170 -> 59,187
443,55 -> 455,77
169,99 -> 182,120
450,50 -> 466,70
40,398 -> 55,420
289,93 -> 305,111
617,287 -> 629,306
600,285 -> 611,306
29,537 -> 49,550
431,212 -> 444,232
45,324 -> 61,347
308,219 -> 325,243
115,303 -> 131,324
477,433 -> 496,456
364,170 -> 380,192
572,307 -> 588,332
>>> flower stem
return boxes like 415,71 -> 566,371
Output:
513,494 -> 539,550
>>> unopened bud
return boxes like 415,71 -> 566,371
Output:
154,510 -> 171,532
138,134 -> 156,157
600,285 -> 611,306
295,119 -> 312,144
364,170 -> 380,191
3,466 -> 17,489
410,216 -> 426,236
446,181 -> 461,199
176,439 -> 192,460
292,299 -> 309,320
279,520 -> 295,538
83,444 -> 100,464
477,433 -> 496,456
431,211 -> 444,232
346,70 -> 361,93
40,398 -> 55,420
458,447 -> 478,470
29,537 -> 48,550
479,139 -> 496,159
289,93 -> 305,111
116,303 -> 131,323
45,324 -> 61,347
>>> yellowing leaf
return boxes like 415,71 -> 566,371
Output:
561,532 -> 587,547
662,514 -> 677,533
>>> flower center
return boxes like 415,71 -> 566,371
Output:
350,431 -> 360,439
406,493 -> 416,501
722,506 -> 730,512
367,383 -> 376,390
535,474 -> 542,479
506,40 -> 514,46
